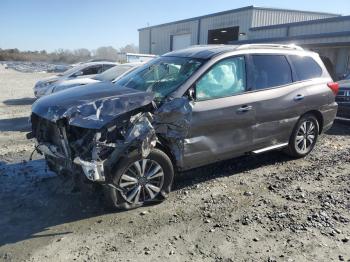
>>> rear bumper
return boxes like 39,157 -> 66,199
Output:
320,102 -> 338,133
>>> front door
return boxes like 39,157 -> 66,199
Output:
182,56 -> 255,169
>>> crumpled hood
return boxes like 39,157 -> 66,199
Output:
32,82 -> 155,129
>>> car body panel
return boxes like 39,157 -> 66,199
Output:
183,93 -> 255,169
32,82 -> 155,129
33,61 -> 118,98
28,44 -> 338,183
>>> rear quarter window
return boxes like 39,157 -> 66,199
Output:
289,55 -> 323,81
250,55 -> 293,90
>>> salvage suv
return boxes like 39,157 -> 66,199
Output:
28,44 -> 338,210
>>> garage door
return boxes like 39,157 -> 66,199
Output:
172,34 -> 191,51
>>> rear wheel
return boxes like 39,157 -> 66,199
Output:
104,149 -> 174,210
285,114 -> 319,158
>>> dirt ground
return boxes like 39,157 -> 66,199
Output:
0,65 -> 349,262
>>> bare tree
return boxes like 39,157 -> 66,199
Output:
119,44 -> 139,54
94,46 -> 118,60
0,44 -> 140,63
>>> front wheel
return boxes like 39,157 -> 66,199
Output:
285,114 -> 319,158
104,149 -> 174,210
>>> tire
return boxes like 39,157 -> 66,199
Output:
285,114 -> 319,158
104,149 -> 174,210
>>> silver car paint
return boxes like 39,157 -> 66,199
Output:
33,61 -> 118,97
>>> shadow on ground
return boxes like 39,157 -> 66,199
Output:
0,160 -> 105,247
0,122 -> 348,247
0,117 -> 30,132
326,120 -> 350,136
3,97 -> 36,106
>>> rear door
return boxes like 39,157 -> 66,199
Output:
183,56 -> 256,169
246,54 -> 306,149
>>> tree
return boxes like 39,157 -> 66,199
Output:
94,46 -> 118,60
119,44 -> 139,54
74,48 -> 91,61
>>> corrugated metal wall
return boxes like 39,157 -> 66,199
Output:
289,20 -> 350,36
251,9 -> 336,27
139,29 -> 150,54
199,9 -> 253,44
139,9 -> 254,54
249,28 -> 287,39
138,7 -> 339,55
152,20 -> 199,55
248,18 -> 350,39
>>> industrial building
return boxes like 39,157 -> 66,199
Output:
138,6 -> 350,78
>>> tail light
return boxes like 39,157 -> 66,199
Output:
327,82 -> 339,95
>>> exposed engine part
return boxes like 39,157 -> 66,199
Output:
73,157 -> 105,182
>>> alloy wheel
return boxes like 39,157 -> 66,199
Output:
295,120 -> 316,154
118,159 -> 164,204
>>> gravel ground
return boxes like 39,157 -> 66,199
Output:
0,65 -> 349,262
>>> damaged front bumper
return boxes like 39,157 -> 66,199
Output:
73,157 -> 105,182
35,141 -> 106,182
30,97 -> 193,185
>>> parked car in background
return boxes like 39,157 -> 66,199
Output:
28,44 -> 338,210
336,73 -> 350,119
45,62 -> 144,95
33,61 -> 117,97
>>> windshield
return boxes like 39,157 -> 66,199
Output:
57,64 -> 82,76
94,65 -> 133,82
113,56 -> 204,99
345,73 -> 350,80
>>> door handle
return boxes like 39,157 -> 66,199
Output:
237,105 -> 253,113
294,94 -> 305,101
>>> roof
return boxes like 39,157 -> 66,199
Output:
138,6 -> 339,31
163,45 -> 239,59
163,44 -> 306,59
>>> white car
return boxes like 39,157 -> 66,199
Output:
45,62 -> 144,95
34,61 -> 117,97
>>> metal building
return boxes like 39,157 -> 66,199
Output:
138,6 -> 350,77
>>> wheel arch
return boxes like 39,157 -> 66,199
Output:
301,110 -> 324,134
155,137 -> 179,173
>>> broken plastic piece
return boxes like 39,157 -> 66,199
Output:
74,157 -> 105,182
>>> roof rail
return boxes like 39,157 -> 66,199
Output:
236,44 -> 303,51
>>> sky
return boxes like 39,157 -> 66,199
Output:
0,0 -> 349,52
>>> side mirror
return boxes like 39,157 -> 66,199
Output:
187,87 -> 195,101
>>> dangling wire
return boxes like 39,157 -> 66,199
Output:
29,144 -> 40,161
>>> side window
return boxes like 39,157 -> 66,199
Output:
196,56 -> 246,101
289,55 -> 322,81
82,65 -> 101,75
103,64 -> 115,72
251,55 -> 292,90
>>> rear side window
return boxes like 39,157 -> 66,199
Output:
82,65 -> 103,75
289,55 -> 322,81
251,55 -> 292,90
103,64 -> 115,71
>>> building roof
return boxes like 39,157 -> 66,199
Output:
138,6 -> 339,31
